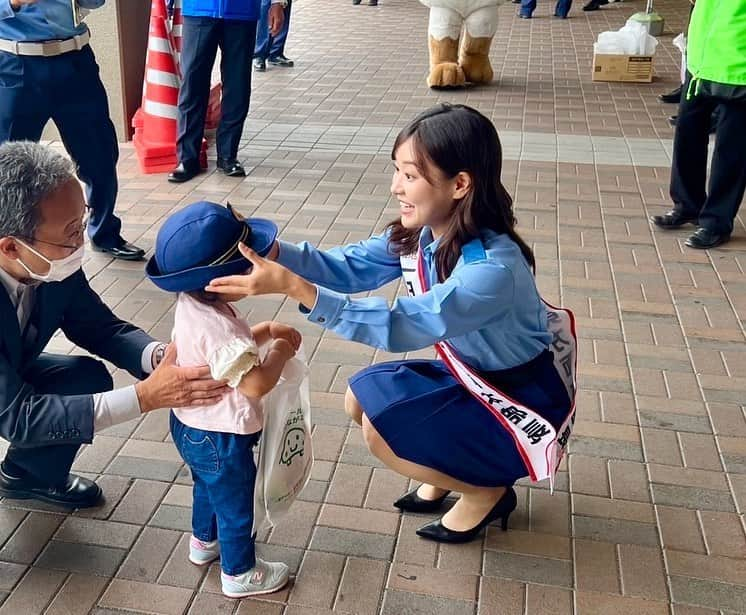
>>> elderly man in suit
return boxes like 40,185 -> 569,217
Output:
0,141 -> 227,508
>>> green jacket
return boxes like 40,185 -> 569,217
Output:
687,0 -> 746,90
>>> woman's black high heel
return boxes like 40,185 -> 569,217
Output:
393,486 -> 451,513
415,487 -> 517,543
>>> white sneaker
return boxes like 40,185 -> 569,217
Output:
188,536 -> 220,566
221,558 -> 290,598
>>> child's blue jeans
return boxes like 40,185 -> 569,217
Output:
170,412 -> 261,575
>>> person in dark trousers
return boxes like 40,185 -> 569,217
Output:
0,142 -> 227,509
253,0 -> 293,71
0,0 -> 145,260
651,0 -> 746,249
517,0 -> 572,18
168,0 -> 286,184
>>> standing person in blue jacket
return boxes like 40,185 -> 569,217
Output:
253,0 -> 293,72
0,0 -> 145,261
206,104 -> 575,544
169,0 -> 287,184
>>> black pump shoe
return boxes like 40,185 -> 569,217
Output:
393,486 -> 451,513
416,487 -> 517,544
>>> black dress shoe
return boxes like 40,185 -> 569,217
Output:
650,210 -> 698,229
168,162 -> 202,184
416,487 -> 517,544
92,240 -> 146,261
658,85 -> 682,104
583,0 -> 607,10
352,0 -> 361,4
268,54 -> 294,67
217,159 -> 246,177
0,463 -> 103,509
253,58 -> 266,72
393,487 -> 451,513
685,227 -> 731,250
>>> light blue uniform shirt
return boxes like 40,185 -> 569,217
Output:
277,229 -> 552,371
0,0 -> 103,42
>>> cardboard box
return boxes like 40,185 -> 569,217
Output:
592,53 -> 654,83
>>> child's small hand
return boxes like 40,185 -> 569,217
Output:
269,322 -> 302,351
270,337 -> 296,360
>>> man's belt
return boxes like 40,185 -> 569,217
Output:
0,31 -> 90,57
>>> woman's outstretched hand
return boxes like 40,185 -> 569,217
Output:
206,243 -> 318,309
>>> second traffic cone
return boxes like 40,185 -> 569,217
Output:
169,0 -> 183,76
205,83 -> 222,131
133,0 -> 181,174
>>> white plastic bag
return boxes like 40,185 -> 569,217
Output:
594,19 -> 659,56
253,349 -> 313,533
673,33 -> 687,83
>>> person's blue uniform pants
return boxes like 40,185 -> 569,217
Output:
0,46 -> 124,249
520,0 -> 572,17
3,354 -> 113,486
254,0 -> 292,60
177,17 -> 257,168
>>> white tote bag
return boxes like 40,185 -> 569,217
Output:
253,350 -> 313,533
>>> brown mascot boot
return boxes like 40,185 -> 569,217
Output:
427,35 -> 466,88
459,33 -> 493,84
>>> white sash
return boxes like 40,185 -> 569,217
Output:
400,248 -> 577,491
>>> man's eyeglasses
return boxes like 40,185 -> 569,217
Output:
16,217 -> 88,251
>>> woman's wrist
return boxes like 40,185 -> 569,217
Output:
287,274 -> 318,310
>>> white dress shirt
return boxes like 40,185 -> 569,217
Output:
0,267 -> 159,432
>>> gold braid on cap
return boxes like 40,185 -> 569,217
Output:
210,224 -> 250,265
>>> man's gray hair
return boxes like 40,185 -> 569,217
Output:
0,141 -> 77,240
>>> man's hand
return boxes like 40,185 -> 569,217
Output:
10,0 -> 39,9
269,322 -> 302,351
134,344 -> 229,413
268,2 -> 285,37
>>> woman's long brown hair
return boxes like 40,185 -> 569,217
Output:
386,104 -> 534,281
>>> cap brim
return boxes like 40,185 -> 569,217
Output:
246,218 -> 278,257
146,217 -> 278,293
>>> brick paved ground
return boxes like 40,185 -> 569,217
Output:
1,0 -> 745,613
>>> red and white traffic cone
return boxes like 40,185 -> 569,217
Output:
205,83 -> 222,132
132,0 -> 181,174
170,0 -> 183,76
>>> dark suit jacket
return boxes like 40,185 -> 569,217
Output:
0,269 -> 154,449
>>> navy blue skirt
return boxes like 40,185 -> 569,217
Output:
349,350 -> 571,487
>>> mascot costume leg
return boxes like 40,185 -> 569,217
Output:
422,1 -> 502,88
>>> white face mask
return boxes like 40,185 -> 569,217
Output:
14,239 -> 84,283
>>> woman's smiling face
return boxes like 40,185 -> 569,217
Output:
390,138 -> 469,239
391,139 -> 455,235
